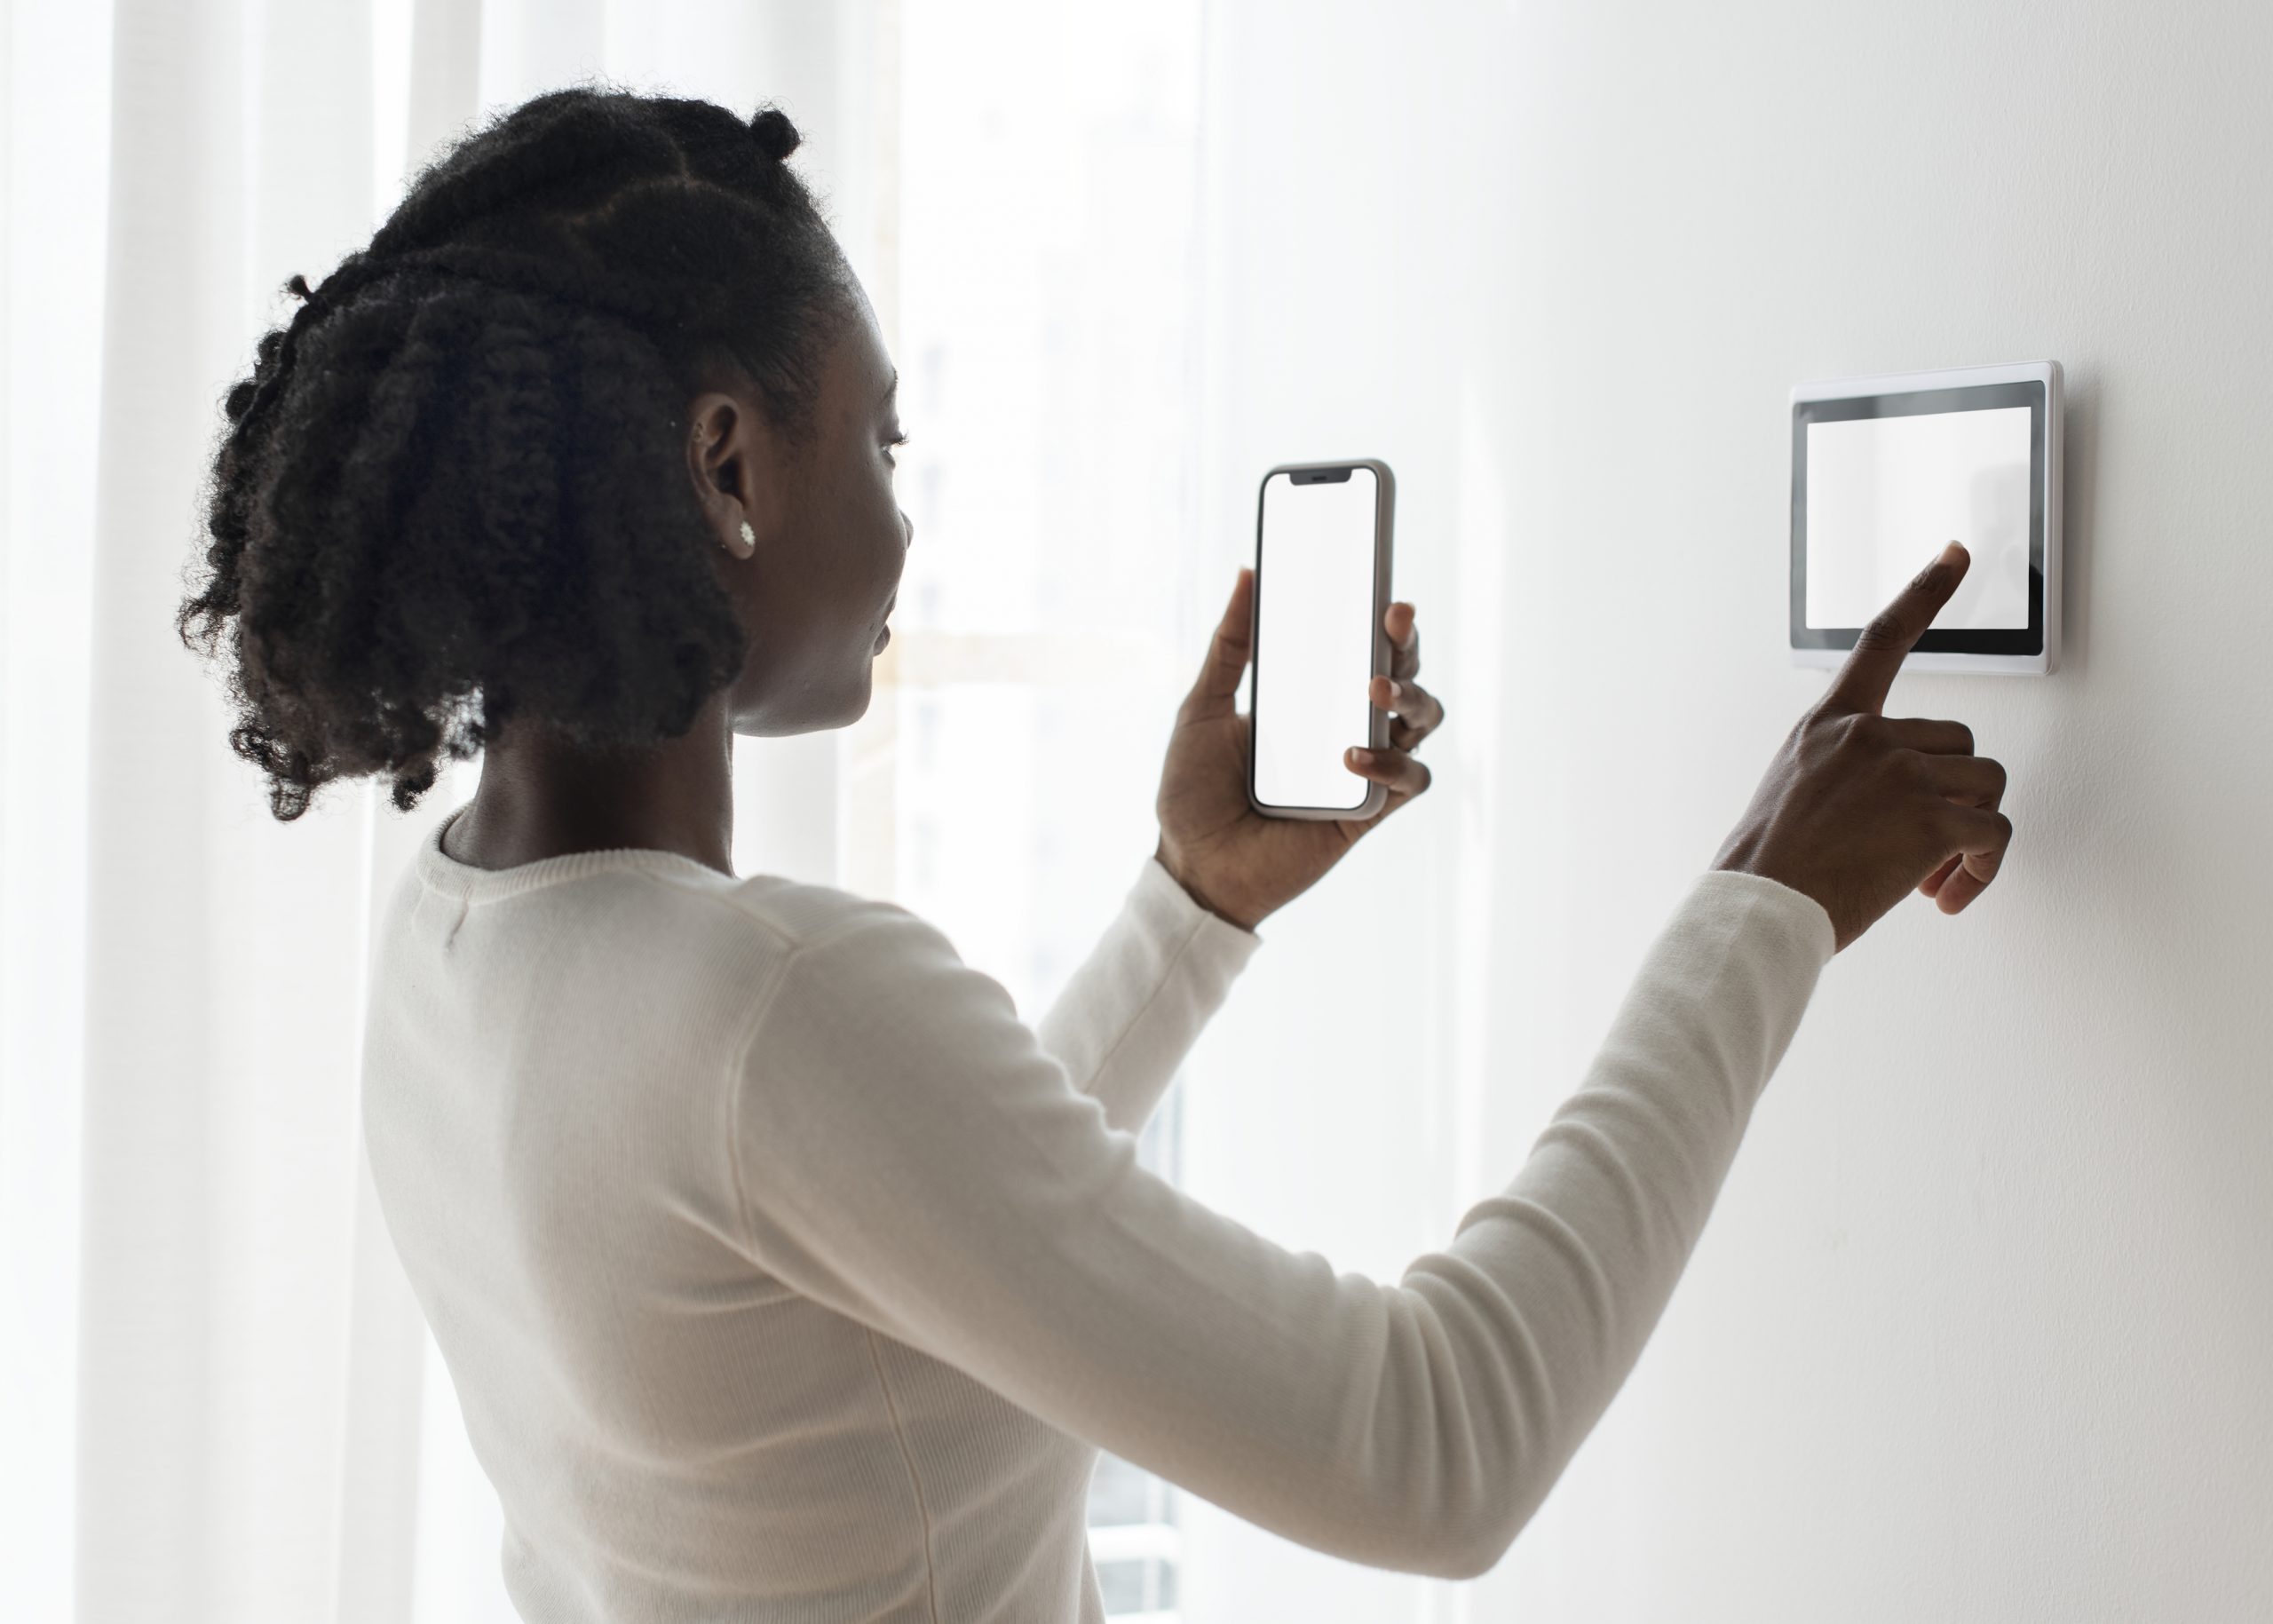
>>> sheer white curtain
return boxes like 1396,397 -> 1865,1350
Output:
0,1 -> 1525,1620
4,4 -> 424,1619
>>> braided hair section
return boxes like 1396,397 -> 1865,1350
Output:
179,88 -> 850,820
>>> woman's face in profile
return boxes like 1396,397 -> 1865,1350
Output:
714,281 -> 912,736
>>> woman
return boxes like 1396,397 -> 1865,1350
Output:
179,88 -> 2010,1621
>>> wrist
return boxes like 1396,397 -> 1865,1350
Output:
1714,843 -> 1844,948
1153,836 -> 1264,932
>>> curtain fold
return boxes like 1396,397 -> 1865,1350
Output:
0,1 -> 112,1620
71,0 -> 397,1615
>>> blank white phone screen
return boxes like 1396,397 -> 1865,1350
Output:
1805,406 -> 2032,630
1253,468 -> 1377,811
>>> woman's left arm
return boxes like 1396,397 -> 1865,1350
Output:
1152,566 -> 1443,933
1036,567 -> 1444,1136
1032,854 -> 1262,1137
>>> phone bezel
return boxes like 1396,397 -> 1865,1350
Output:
1245,458 -> 1397,821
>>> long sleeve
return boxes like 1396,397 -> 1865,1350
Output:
1031,853 -> 1263,1136
724,867 -> 1836,1581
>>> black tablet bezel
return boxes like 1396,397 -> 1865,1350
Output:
1789,380 -> 2047,656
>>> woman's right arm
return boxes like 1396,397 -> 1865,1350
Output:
725,869 -> 1830,1580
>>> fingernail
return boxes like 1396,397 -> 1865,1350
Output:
1386,679 -> 1402,698
1350,748 -> 1374,766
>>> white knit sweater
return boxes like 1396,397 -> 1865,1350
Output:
360,804 -> 1834,1621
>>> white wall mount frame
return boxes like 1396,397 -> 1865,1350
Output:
1790,360 -> 2063,675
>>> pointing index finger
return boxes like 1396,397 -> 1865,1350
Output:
1824,542 -> 1970,716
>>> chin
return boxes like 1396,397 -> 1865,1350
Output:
733,674 -> 873,737
836,670 -> 874,727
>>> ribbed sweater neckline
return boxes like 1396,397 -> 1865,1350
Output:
417,803 -> 729,903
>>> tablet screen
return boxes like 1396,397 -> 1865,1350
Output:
1805,407 -> 2031,630
1791,378 -> 2047,656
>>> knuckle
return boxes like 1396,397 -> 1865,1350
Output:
1797,702 -> 1846,741
1792,718 -> 1839,767
1826,711 -> 1875,757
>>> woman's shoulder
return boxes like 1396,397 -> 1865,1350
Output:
676,870 -> 949,964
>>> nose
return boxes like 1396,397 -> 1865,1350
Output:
900,508 -> 914,550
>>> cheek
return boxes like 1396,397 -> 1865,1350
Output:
868,475 -> 907,578
814,444 -> 903,600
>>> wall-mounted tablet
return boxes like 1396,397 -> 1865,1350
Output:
1791,360 -> 2062,675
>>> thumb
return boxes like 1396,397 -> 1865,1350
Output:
1180,566 -> 1254,722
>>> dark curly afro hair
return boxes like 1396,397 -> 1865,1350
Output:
177,83 -> 853,820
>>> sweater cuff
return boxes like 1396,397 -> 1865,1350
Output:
1135,854 -> 1264,966
1689,867 -> 1838,968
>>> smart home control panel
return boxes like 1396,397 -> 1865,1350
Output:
1791,360 -> 2062,674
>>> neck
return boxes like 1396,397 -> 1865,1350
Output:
446,693 -> 737,875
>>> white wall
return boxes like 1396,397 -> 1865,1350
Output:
1184,1 -> 2272,1618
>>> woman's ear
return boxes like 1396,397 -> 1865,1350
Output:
685,390 -> 780,559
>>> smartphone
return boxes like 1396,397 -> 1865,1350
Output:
1247,459 -> 1397,820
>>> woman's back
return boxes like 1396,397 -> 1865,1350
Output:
362,807 -> 1127,1621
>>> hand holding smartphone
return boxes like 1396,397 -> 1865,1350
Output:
1152,461 -> 1437,928
1247,460 -> 1398,819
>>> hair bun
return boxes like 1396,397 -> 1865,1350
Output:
748,107 -> 801,163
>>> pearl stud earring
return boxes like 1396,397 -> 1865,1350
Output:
691,426 -> 754,552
